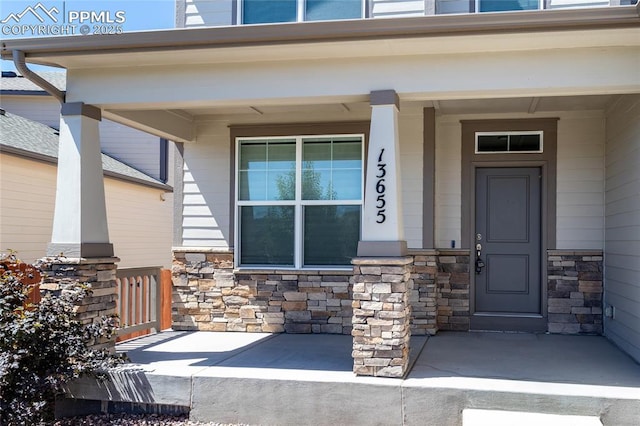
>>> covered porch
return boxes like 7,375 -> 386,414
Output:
2,2 -> 639,383
62,330 -> 640,425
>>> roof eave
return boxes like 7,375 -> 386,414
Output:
2,6 -> 639,65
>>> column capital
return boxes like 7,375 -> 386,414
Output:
370,90 -> 399,108
61,102 -> 101,121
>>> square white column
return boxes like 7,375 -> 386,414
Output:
48,102 -> 113,258
358,90 -> 407,257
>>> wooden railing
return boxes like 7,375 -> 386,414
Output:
116,267 -> 171,341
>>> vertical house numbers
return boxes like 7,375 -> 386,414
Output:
376,148 -> 386,223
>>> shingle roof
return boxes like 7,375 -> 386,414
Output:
0,110 -> 170,190
1,70 -> 66,93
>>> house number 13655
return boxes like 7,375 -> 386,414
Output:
376,148 -> 386,224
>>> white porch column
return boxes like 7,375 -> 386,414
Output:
48,102 -> 113,258
358,90 -> 406,256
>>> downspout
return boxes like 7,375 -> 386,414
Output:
12,50 -> 65,104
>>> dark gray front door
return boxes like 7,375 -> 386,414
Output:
473,167 -> 543,331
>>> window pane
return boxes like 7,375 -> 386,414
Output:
477,135 -> 508,152
332,140 -> 362,169
509,134 -> 541,152
239,140 -> 295,201
333,170 -> 361,200
304,205 -> 360,266
239,143 -> 266,170
302,169 -> 332,200
480,0 -> 538,12
305,0 -> 362,21
240,206 -> 294,266
302,138 -> 362,200
243,0 -> 297,24
239,170 -> 267,200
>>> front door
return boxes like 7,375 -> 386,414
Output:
472,167 -> 544,331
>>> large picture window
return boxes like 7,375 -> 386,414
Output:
236,135 -> 363,268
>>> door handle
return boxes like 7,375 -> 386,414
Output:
475,243 -> 485,274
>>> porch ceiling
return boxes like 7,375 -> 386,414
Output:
115,94 -> 616,126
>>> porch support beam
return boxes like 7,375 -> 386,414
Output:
358,90 -> 407,257
48,102 -> 113,258
104,109 -> 195,144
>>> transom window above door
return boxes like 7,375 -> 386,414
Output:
236,135 -> 363,268
241,0 -> 363,24
475,131 -> 543,153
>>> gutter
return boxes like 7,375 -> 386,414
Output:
12,50 -> 65,103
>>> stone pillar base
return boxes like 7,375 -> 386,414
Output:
351,256 -> 413,378
38,256 -> 119,353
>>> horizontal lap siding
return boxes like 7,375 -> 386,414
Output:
604,95 -> 640,363
182,122 -> 231,248
181,0 -> 233,28
371,0 -> 426,17
0,97 -> 60,129
104,180 -> 173,269
435,118 -> 462,249
400,106 -> 424,249
98,120 -> 162,181
0,156 -> 56,261
556,113 -> 605,250
0,154 -> 172,268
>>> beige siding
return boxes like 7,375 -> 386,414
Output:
105,179 -> 173,269
556,112 -> 605,249
0,154 -> 172,268
182,122 -> 232,248
434,112 -> 606,250
434,117 -> 462,248
604,94 -> 640,363
399,105 -> 424,249
0,155 -> 56,262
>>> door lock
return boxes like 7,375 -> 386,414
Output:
475,243 -> 485,274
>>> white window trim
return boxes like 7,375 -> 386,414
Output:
474,131 -> 544,154
237,0 -> 367,25
235,134 -> 365,269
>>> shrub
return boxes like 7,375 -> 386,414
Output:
0,253 -> 124,425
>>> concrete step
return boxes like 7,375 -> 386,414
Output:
463,409 -> 603,426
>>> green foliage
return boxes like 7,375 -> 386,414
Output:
0,253 -> 124,425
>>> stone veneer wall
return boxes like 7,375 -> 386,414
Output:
172,249 -> 602,336
38,257 -> 119,352
410,250 -> 470,334
172,251 -> 352,334
547,250 -> 603,334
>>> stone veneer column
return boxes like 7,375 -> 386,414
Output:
352,257 -> 413,378
38,257 -> 119,352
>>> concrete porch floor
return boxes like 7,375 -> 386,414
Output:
65,331 -> 640,425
